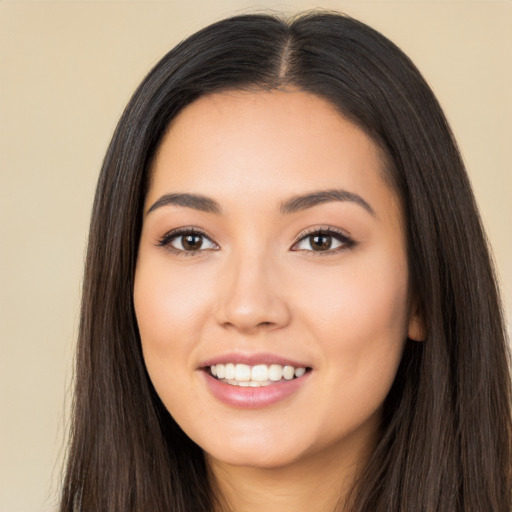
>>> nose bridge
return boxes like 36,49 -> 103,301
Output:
216,245 -> 290,332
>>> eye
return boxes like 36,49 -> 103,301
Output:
291,228 -> 355,253
157,228 -> 219,254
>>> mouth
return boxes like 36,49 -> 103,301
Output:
201,357 -> 313,408
207,363 -> 310,387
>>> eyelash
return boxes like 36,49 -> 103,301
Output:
291,226 -> 355,255
156,227 -> 218,256
156,225 -> 355,256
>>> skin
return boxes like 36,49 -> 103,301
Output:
134,90 -> 423,512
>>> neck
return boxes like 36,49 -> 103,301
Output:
207,439 -> 373,512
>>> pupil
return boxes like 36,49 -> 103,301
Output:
311,234 -> 331,251
183,234 -> 202,250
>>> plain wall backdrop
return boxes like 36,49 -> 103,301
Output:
1,1 -> 510,511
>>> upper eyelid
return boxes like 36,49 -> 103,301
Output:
293,225 -> 351,243
156,226 -> 217,246
290,226 -> 355,254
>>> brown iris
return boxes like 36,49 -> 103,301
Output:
309,233 -> 332,251
182,234 -> 204,251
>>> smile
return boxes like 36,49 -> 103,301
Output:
210,363 -> 308,387
202,360 -> 312,408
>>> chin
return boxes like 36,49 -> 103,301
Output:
201,430 -> 309,470
207,448 -> 301,470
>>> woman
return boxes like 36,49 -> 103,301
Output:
60,12 -> 511,512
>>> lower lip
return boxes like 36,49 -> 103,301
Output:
201,371 -> 311,409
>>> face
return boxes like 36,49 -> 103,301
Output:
134,90 -> 422,471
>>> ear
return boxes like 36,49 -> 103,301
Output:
408,301 -> 426,342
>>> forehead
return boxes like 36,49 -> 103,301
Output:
147,90 -> 398,218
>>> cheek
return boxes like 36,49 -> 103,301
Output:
294,251 -> 409,414
134,258 -> 213,348
298,255 -> 409,341
133,255 -> 215,413
133,261 -> 221,448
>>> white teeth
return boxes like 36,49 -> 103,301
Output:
216,364 -> 225,379
218,379 -> 273,387
268,364 -> 283,381
283,365 -> 294,380
225,363 -> 235,380
295,367 -> 306,377
234,364 -> 251,381
209,363 -> 308,386
251,364 -> 269,382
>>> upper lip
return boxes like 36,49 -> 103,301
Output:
199,352 -> 312,369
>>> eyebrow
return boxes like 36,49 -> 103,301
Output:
146,193 -> 221,215
279,189 -> 375,216
146,188 -> 375,217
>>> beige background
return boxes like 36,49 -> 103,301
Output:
1,1 -> 510,511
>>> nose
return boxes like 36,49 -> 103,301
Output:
215,252 -> 291,334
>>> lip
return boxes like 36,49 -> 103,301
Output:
200,369 -> 311,409
199,352 -> 311,368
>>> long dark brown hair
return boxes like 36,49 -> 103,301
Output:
60,11 -> 511,512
